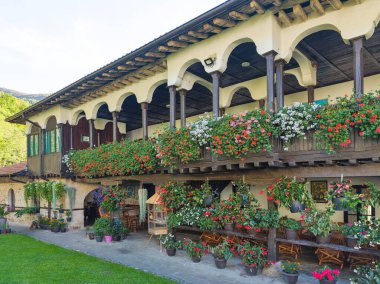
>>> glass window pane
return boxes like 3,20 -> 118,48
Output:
35,134 -> 39,155
45,131 -> 50,154
56,127 -> 61,152
51,129 -> 56,153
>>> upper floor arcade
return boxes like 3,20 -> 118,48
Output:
6,0 -> 380,177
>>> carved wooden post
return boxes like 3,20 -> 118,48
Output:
211,72 -> 221,118
168,86 -> 177,129
89,119 -> 94,148
307,86 -> 315,103
179,89 -> 187,128
112,111 -> 119,143
352,36 -> 364,97
275,59 -> 285,110
141,102 -> 149,140
264,51 -> 277,112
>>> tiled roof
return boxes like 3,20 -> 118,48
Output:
0,162 -> 27,177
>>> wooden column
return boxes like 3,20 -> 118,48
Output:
219,108 -> 225,117
268,228 -> 278,262
264,51 -> 277,112
168,86 -> 177,129
179,89 -> 187,128
259,99 -> 265,109
112,111 -> 119,143
352,36 -> 364,97
40,128 -> 45,176
307,86 -> 315,103
211,71 -> 221,118
89,119 -> 94,148
70,125 -> 73,150
141,103 -> 149,140
275,59 -> 285,110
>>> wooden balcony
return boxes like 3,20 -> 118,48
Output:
27,153 -> 62,177
171,131 -> 380,174
27,156 -> 41,176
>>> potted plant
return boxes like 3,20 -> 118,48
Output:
37,216 -> 51,230
93,217 -> 110,242
201,181 -> 213,206
237,241 -> 271,276
265,177 -> 312,213
213,238 -> 234,269
281,218 -> 302,240
65,210 -> 72,222
59,204 -> 64,214
121,226 -> 129,240
85,226 -> 95,240
312,266 -> 340,284
111,219 -> 123,242
159,233 -> 179,256
328,177 -> 356,211
281,260 -> 300,284
303,207 -> 335,244
50,219 -> 60,233
104,225 -> 113,243
215,193 -> 240,231
339,223 -> 359,248
0,205 -> 8,229
59,220 -> 67,233
351,260 -> 380,283
182,239 -> 208,263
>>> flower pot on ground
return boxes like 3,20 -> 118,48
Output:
59,220 -> 67,233
65,210 -> 72,222
93,217 -> 111,241
281,218 -> 302,240
50,220 -> 60,233
281,261 -> 300,284
158,233 -> 180,257
95,235 -> 103,242
182,239 -> 208,263
104,235 -> 113,243
237,241 -> 271,276
312,266 -> 340,284
213,238 -> 234,269
0,205 -> 8,228
245,265 -> 259,276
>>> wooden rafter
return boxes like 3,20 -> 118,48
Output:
213,18 -> 236,28
250,1 -> 265,14
310,0 -> 325,14
150,65 -> 166,73
135,57 -> 155,63
203,23 -> 222,34
188,31 -> 208,39
229,11 -> 249,21
178,35 -> 199,43
117,65 -> 136,71
167,40 -> 188,48
278,10 -> 291,26
328,0 -> 343,9
127,60 -> 145,66
158,45 -> 178,53
293,4 -> 307,21
272,0 -> 282,7
145,52 -> 166,58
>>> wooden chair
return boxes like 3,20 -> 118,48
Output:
315,248 -> 344,269
200,232 -> 223,246
99,206 -> 110,219
347,253 -> 376,269
279,243 -> 301,259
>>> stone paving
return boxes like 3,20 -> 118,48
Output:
10,223 -> 350,284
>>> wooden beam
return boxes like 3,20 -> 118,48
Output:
250,1 -> 265,14
229,11 -> 250,21
150,65 -> 167,73
272,0 -> 282,6
135,57 -> 155,63
178,35 -> 199,43
145,52 -> 166,58
117,65 -> 136,71
188,31 -> 208,39
310,0 -> 325,14
203,23 -> 222,34
213,18 -> 236,28
140,69 -> 155,76
158,45 -> 178,53
278,10 -> 291,26
126,60 -> 145,66
327,0 -> 343,9
167,40 -> 188,48
293,4 -> 307,21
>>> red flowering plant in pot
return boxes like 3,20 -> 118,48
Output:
182,239 -> 209,263
214,193 -> 242,231
155,127 -> 201,168
100,186 -> 126,216
353,91 -> 380,139
158,181 -> 189,211
312,265 -> 340,284
209,109 -> 273,160
265,177 -> 312,213
237,241 -> 272,276
314,94 -> 355,154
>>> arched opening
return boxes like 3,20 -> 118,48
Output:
45,116 -> 60,154
230,87 -> 254,107
95,103 -> 122,144
7,189 -> 15,212
72,113 -> 90,150
119,95 -> 142,133
84,188 -> 102,226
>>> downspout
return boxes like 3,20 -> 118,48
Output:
23,114 -> 44,177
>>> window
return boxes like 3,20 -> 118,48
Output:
45,128 -> 61,154
344,186 -> 375,223
28,134 -> 39,157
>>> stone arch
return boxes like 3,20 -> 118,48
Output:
69,109 -> 87,126
169,58 -> 202,87
145,79 -> 168,103
7,189 -> 15,212
113,92 -> 137,113
88,101 -> 109,120
41,115 -> 57,130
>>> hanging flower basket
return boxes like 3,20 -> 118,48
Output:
332,197 -> 349,211
289,200 -> 305,213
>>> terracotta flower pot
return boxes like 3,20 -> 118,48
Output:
316,234 -> 331,244
282,271 -> 299,284
191,256 -> 201,263
166,248 -> 176,256
285,228 -> 298,240
245,265 -> 259,276
214,258 -> 227,269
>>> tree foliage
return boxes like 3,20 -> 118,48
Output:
0,92 -> 30,167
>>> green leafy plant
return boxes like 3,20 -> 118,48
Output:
182,239 -> 208,258
351,261 -> 380,284
281,218 -> 302,230
15,207 -> 38,218
93,217 -> 111,237
0,205 -> 8,218
281,260 -> 300,274
303,206 -> 335,237
213,238 -> 234,260
158,233 -> 180,249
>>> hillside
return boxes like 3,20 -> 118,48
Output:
0,92 -> 31,167
0,87 -> 48,104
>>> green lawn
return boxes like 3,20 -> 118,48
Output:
0,234 -> 176,284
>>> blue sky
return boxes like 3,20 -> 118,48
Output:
0,0 -> 224,94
